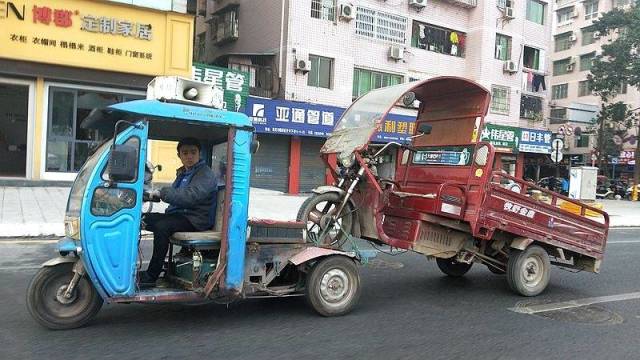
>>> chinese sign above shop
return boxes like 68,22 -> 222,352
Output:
0,0 -> 193,77
480,124 -> 552,154
245,97 -> 416,142
192,63 -> 249,112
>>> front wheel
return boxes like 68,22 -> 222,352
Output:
436,257 -> 472,277
26,262 -> 103,330
297,192 -> 354,247
506,245 -> 551,297
305,256 -> 361,317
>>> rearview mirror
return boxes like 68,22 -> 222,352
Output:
474,145 -> 489,167
108,144 -> 138,182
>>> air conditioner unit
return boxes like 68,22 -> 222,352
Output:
566,63 -> 575,72
593,31 -> 601,39
389,45 -> 404,61
569,33 -> 578,42
409,0 -> 427,9
570,9 -> 579,18
503,60 -> 517,73
504,6 -> 515,19
548,101 -> 557,107
339,3 -> 355,21
294,58 -> 311,73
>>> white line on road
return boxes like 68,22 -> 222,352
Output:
509,291 -> 640,314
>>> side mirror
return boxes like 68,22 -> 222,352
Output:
108,144 -> 138,182
402,91 -> 416,107
474,145 -> 490,167
250,134 -> 260,154
417,123 -> 432,135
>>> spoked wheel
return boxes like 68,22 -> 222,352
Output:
297,193 -> 354,247
26,262 -> 103,330
305,256 -> 361,317
436,257 -> 473,277
507,245 -> 551,297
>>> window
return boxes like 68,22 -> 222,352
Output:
526,0 -> 545,25
229,61 -> 273,97
581,26 -> 597,46
553,58 -> 571,75
580,52 -> 596,71
520,94 -> 543,119
557,7 -> 575,24
311,0 -> 336,21
495,34 -> 512,60
352,68 -> 403,99
196,33 -> 206,60
584,0 -> 599,19
551,84 -> 568,99
555,32 -> 573,52
578,80 -> 592,96
411,20 -> 466,57
550,108 -> 568,123
490,86 -> 510,115
355,7 -> 407,44
308,55 -> 333,89
575,134 -> 590,148
523,46 -> 543,70
211,7 -> 239,44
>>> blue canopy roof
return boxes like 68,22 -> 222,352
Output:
107,99 -> 252,128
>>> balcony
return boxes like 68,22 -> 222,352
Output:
229,62 -> 274,98
521,68 -> 548,96
443,0 -> 478,8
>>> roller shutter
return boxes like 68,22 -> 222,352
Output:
251,134 -> 289,192
299,137 -> 326,193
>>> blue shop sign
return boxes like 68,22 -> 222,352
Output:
245,97 -> 416,142
519,128 -> 552,154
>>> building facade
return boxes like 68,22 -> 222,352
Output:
0,0 -> 193,182
549,0 -> 639,178
196,0 -> 555,192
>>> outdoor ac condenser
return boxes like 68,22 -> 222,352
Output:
569,166 -> 598,201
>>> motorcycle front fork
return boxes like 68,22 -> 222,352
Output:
63,261 -> 86,299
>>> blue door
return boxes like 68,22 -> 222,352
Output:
80,124 -> 147,296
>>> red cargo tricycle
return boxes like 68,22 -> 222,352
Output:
299,77 -> 609,296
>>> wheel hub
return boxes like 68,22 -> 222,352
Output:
320,269 -> 349,303
522,256 -> 543,287
55,285 -> 77,305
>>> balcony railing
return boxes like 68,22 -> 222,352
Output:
444,0 -> 478,8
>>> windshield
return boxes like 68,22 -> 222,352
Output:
66,139 -> 113,216
322,82 -> 418,155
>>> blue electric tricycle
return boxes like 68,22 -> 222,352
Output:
26,78 -> 363,330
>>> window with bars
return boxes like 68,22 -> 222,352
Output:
490,86 -> 510,115
581,26 -> 597,45
352,68 -> 403,99
311,0 -> 336,21
550,108 -> 568,123
553,58 -> 572,75
580,52 -> 596,71
495,34 -> 512,60
411,20 -> 466,57
555,32 -> 573,52
211,7 -> 239,44
355,6 -> 407,44
551,84 -> 568,99
557,7 -> 575,24
308,55 -> 333,89
584,0 -> 599,19
578,80 -> 592,96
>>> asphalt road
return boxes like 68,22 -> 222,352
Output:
2,229 -> 640,360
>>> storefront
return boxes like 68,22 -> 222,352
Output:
0,0 -> 193,181
246,96 -> 416,193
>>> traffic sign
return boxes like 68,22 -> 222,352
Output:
552,139 -> 564,150
551,151 -> 563,163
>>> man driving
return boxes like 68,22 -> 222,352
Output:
139,137 -> 218,287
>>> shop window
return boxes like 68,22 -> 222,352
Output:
584,0 -> 599,19
578,80 -> 592,96
356,6 -> 407,44
523,46 -> 543,71
520,94 -> 543,119
411,20 -> 465,57
550,107 -> 568,123
553,58 -> 572,76
526,0 -> 545,25
581,26 -> 597,46
495,34 -> 512,60
580,52 -> 596,71
308,55 -> 333,89
46,88 -> 142,173
311,0 -> 336,21
557,7 -> 575,24
352,68 -> 403,99
211,6 -> 239,45
555,32 -> 573,52
490,85 -> 510,115
551,84 -> 568,99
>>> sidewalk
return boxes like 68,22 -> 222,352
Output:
1,186 -> 639,237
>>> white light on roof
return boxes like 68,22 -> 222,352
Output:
146,76 -> 224,109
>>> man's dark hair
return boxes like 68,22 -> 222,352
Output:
177,137 -> 202,152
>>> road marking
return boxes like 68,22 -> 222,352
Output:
510,291 -> 640,314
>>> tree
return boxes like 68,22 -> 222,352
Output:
593,102 -> 637,174
588,1 -> 640,186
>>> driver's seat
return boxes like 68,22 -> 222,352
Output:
169,188 -> 225,250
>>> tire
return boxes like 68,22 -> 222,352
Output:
506,245 -> 551,297
26,262 -> 103,330
297,192 -> 354,247
436,257 -> 472,277
305,256 -> 361,317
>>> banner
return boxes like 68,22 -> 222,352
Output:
192,63 -> 249,112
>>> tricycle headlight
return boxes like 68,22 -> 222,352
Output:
338,153 -> 355,168
64,216 -> 80,240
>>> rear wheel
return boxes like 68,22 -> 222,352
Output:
436,257 -> 472,277
507,245 -> 551,296
297,192 -> 354,247
26,262 -> 103,330
305,256 -> 360,317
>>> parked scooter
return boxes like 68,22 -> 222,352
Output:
596,177 -> 627,200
